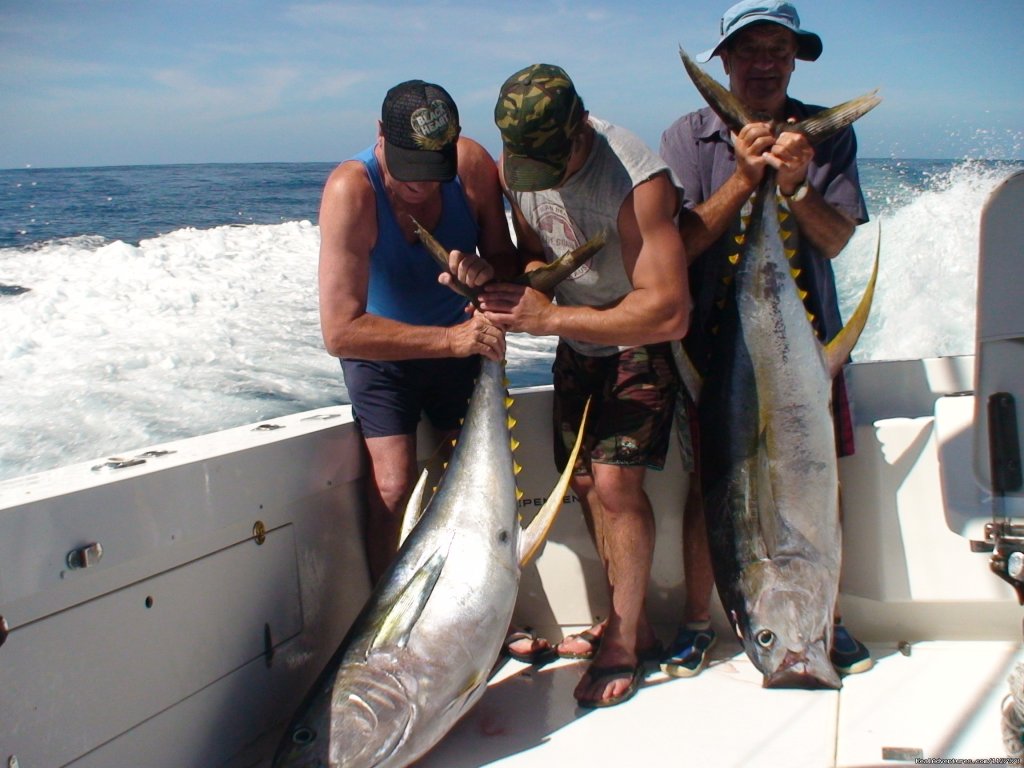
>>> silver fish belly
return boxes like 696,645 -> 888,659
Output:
274,353 -> 586,767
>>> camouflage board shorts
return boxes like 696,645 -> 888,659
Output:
552,341 -> 680,474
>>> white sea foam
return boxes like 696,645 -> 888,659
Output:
0,161 -> 1017,481
841,160 -> 1014,362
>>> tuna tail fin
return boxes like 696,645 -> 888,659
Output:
518,397 -> 591,567
678,46 -> 882,146
678,46 -> 754,134
370,540 -> 450,651
792,91 -> 882,146
825,223 -> 881,378
412,216 -> 482,308
515,231 -> 608,293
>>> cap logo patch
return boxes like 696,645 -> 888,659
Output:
410,100 -> 458,151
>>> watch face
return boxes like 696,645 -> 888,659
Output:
789,181 -> 809,202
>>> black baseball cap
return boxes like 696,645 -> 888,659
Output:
381,80 -> 461,182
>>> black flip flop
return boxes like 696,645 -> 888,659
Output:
504,629 -> 558,665
576,663 -> 643,709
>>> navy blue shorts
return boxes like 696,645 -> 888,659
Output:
341,356 -> 480,438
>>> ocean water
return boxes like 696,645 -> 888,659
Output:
1,158 -> 1022,482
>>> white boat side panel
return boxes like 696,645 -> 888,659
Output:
1,525 -> 302,768
975,171 -> 1024,343
839,417 -> 1014,604
973,171 -> 1024,497
844,356 -> 974,424
0,408 -> 364,622
935,393 -> 1024,536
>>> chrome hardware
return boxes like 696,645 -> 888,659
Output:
301,413 -> 341,422
92,457 -> 146,472
66,542 -> 103,570
0,615 -> 8,649
90,450 -> 175,472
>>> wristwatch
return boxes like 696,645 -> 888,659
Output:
782,179 -> 810,203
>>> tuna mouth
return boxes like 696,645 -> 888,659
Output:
765,667 -> 839,689
764,651 -> 842,690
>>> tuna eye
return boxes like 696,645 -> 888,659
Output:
498,530 -> 509,543
756,629 -> 775,648
291,725 -> 317,745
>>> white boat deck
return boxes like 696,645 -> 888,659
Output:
420,639 -> 1022,768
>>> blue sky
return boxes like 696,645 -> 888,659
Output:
2,0 -> 1022,169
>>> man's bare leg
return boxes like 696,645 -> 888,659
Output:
682,475 -> 715,625
573,464 -> 658,706
363,433 -> 418,585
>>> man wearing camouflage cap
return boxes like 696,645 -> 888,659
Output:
318,79 -> 517,585
479,63 -> 691,708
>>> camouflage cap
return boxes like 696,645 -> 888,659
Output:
494,64 -> 585,191
381,80 -> 460,182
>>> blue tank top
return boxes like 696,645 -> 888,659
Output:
354,145 -> 479,327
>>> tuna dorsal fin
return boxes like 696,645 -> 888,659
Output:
398,468 -> 430,548
791,91 -> 882,146
825,223 -> 881,377
678,46 -> 754,135
518,397 -> 592,567
370,540 -> 450,651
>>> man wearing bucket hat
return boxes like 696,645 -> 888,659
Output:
318,79 -> 517,585
479,63 -> 690,708
659,0 -> 873,679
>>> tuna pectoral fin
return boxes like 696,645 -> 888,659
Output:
370,541 -> 450,651
398,468 -> 430,548
824,224 -> 881,378
518,397 -> 592,567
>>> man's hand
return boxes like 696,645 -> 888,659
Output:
770,125 -> 814,195
733,122 -> 776,187
444,313 -> 506,361
438,249 -> 494,290
478,282 -> 554,337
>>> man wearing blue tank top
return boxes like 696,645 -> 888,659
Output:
480,64 -> 691,708
318,80 -> 517,585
